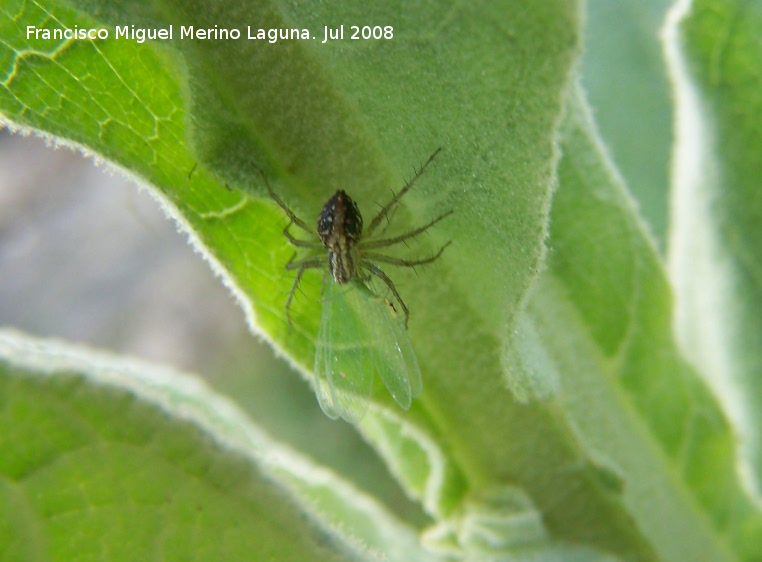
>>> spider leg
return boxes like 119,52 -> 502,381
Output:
253,164 -> 313,234
364,263 -> 410,328
363,209 -> 452,249
366,148 -> 442,236
284,223 -> 323,249
363,240 -> 451,267
373,203 -> 399,238
286,255 -> 326,271
284,257 -> 325,324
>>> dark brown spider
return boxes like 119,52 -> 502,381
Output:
258,148 -> 451,327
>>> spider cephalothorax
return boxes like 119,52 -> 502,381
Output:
317,190 -> 363,284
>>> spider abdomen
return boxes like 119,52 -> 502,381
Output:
318,190 -> 364,284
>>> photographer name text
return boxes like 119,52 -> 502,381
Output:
26,24 -> 394,44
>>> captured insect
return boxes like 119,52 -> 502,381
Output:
259,149 -> 451,422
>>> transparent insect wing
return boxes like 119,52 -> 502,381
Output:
313,279 -> 374,422
356,281 -> 422,410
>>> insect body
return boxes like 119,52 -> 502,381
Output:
314,279 -> 423,421
260,149 -> 450,421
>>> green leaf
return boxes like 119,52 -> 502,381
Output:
3,0 -> 761,561
512,85 -> 762,561
0,329 -> 434,562
665,0 -> 762,500
1,0 -> 586,557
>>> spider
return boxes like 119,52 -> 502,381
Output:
258,148 -> 451,327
